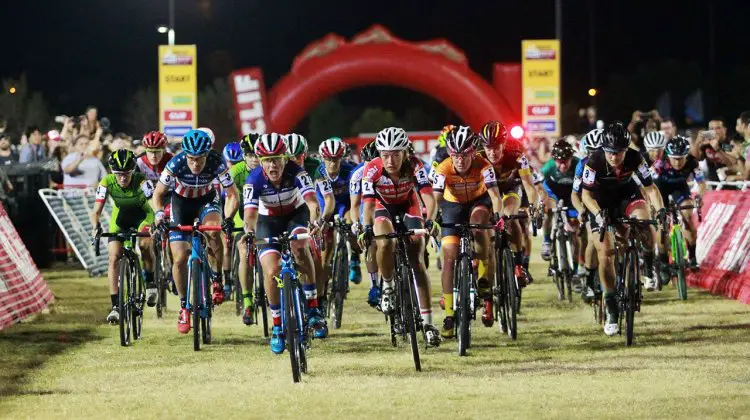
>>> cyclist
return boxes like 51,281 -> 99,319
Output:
651,135 -> 706,271
91,150 -> 156,323
219,142 -> 245,297
316,138 -> 361,294
571,129 -> 603,301
431,126 -> 503,337
242,133 -> 329,353
429,124 -> 455,175
643,131 -> 667,167
478,121 -> 538,284
540,140 -> 581,275
152,129 -> 240,334
359,127 -> 441,346
350,141 -> 381,307
136,131 -> 173,181
581,121 -> 665,336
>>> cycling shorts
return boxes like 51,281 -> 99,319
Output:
373,197 -> 424,231
542,184 -> 579,219
658,184 -> 691,206
169,191 -> 221,242
108,206 -> 152,243
588,189 -> 646,230
256,205 -> 310,259
440,193 -> 492,239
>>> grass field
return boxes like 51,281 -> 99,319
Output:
2,247 -> 750,419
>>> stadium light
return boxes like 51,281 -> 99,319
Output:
510,125 -> 525,140
588,88 -> 597,97
157,25 -> 169,34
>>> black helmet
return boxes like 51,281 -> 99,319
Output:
360,141 -> 379,162
108,149 -> 136,172
665,135 -> 690,157
551,139 -> 575,160
601,121 -> 631,152
445,125 -> 476,154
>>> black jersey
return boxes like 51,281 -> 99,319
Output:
582,149 -> 653,195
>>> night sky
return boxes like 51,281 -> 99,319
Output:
2,0 -> 749,129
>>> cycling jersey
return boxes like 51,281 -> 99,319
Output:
652,155 -> 704,205
582,149 -> 653,203
159,150 -> 233,198
480,144 -> 532,195
136,153 -> 173,182
432,156 -> 497,203
228,160 -> 255,226
541,157 -> 580,203
303,156 -> 324,181
315,160 -> 356,217
244,161 -> 327,216
430,146 -> 450,167
572,157 -> 588,194
349,162 -> 365,197
96,173 -> 155,235
362,156 -> 432,205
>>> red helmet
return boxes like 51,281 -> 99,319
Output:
479,121 -> 508,148
255,133 -> 287,157
142,131 -> 167,149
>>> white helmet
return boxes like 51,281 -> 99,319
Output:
375,127 -> 409,151
319,137 -> 346,159
197,127 -> 215,145
284,133 -> 308,157
255,133 -> 288,157
580,128 -> 603,155
644,131 -> 666,150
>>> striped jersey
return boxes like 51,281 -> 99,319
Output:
159,150 -> 233,198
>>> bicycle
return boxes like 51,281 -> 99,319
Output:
548,200 -> 576,303
224,227 -> 244,316
369,216 -> 430,372
252,231 -> 312,383
94,229 -> 151,347
167,222 -> 221,352
152,230 -> 172,319
238,235 -> 270,337
599,212 -> 658,346
326,215 -> 354,329
657,196 -> 702,300
491,213 -> 528,341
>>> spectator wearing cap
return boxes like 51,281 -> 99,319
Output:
0,133 -> 18,165
61,135 -> 107,188
18,126 -> 46,163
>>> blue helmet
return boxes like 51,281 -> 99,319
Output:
223,142 -> 243,163
182,129 -> 212,156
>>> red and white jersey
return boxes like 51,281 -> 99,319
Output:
362,156 -> 432,205
136,153 -> 173,182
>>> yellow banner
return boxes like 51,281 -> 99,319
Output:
158,45 -> 197,138
521,40 -> 560,137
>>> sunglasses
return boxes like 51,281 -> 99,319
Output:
259,156 -> 285,163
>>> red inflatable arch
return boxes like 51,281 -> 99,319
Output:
268,25 -> 514,134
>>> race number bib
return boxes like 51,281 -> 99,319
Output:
362,180 -> 375,196
140,180 -> 155,199
582,166 -> 596,186
218,171 -> 234,188
637,162 -> 652,180
297,173 -> 313,189
159,171 -> 174,187
318,179 -> 333,195
243,184 -> 254,202
349,178 -> 361,195
95,185 -> 107,201
432,173 -> 446,191
482,167 -> 497,184
415,166 -> 429,185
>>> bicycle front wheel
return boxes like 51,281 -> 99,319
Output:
401,264 -> 421,372
282,273 -> 302,383
624,249 -> 638,346
503,248 -> 518,340
332,243 -> 348,329
456,255 -> 472,356
493,247 -> 508,335
154,244 -> 165,319
190,259 -> 201,352
672,228 -> 688,301
256,263 -> 269,338
232,234 -> 243,316
117,258 -> 131,347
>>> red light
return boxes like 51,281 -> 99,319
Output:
510,125 -> 524,140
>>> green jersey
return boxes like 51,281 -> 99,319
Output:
229,161 -> 256,227
95,173 -> 155,232
304,157 -> 323,180
541,157 -> 579,202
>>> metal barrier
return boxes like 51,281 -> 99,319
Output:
38,188 -> 113,276
706,181 -> 750,191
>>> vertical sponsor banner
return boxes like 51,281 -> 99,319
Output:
229,67 -> 272,135
521,40 -> 560,137
492,63 -> 522,122
158,45 -> 197,139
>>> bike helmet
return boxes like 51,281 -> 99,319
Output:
223,142 -> 243,163
182,129 -> 212,156
479,121 -> 508,148
643,131 -> 667,150
665,135 -> 690,158
551,139 -> 575,160
375,127 -> 409,151
255,133 -> 288,157
142,131 -> 167,149
319,137 -> 346,159
437,124 -> 455,148
360,141 -> 378,162
601,121 -> 631,153
197,127 -> 215,145
240,133 -> 259,155
108,149 -> 136,172
580,128 -> 603,155
285,133 -> 308,157
445,125 -> 476,154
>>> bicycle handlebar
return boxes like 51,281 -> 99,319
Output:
171,225 -> 223,232
94,230 -> 151,256
372,228 -> 429,240
253,233 -> 311,244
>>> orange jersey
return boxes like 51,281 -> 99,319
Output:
432,156 -> 497,203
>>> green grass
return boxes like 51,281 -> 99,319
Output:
2,248 -> 750,419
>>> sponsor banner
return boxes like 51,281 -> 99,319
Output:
0,203 -> 54,330
687,190 -> 750,304
521,40 -> 560,137
229,67 -> 272,136
158,45 -> 197,138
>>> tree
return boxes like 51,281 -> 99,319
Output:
198,77 -> 236,147
0,73 -> 52,135
351,107 -> 402,135
307,98 -> 353,147
122,85 -> 158,137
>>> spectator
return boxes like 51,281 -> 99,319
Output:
81,106 -> 101,138
0,164 -> 13,209
691,118 -> 736,185
0,133 -> 18,165
734,111 -> 750,180
578,106 -> 598,133
18,126 -> 46,163
61,135 -> 107,188
660,118 -> 677,140
110,132 -> 132,151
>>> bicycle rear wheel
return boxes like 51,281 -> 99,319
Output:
624,249 -> 638,346
332,243 -> 348,329
282,273 -> 302,383
295,282 -> 308,375
202,267 -> 212,345
456,256 -> 472,356
256,264 -> 269,337
493,248 -> 508,334
503,248 -> 518,340
232,234 -> 243,316
190,259 -> 201,351
154,244 -> 165,319
401,264 -> 421,372
672,228 -> 688,301
132,257 -> 144,340
117,258 -> 131,347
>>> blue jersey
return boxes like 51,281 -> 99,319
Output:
572,157 -> 587,194
243,161 -> 326,216
349,162 -> 366,197
159,150 -> 232,198
315,161 -> 356,210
